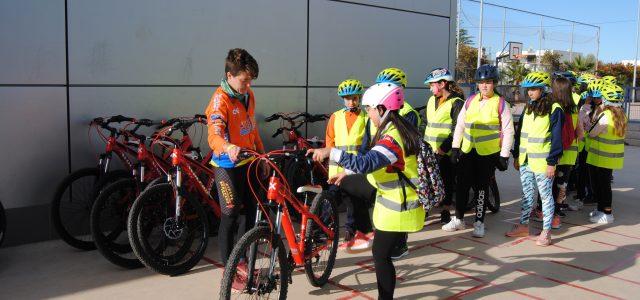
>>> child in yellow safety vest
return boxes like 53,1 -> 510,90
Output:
586,84 -> 627,224
325,78 -> 374,251
448,65 -> 515,238
309,83 -> 424,300
506,72 -> 563,246
422,68 -> 465,224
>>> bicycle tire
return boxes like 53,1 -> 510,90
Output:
487,176 -> 501,213
304,191 -> 339,287
128,183 -> 209,276
220,226 -> 288,300
52,168 -> 130,250
91,178 -> 143,269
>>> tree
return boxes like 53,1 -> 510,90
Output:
502,60 -> 529,85
455,44 -> 488,82
564,54 -> 596,72
458,28 -> 473,46
540,51 -> 563,72
596,63 -> 634,86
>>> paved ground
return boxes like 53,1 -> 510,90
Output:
1,147 -> 640,299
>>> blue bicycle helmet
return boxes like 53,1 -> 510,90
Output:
474,64 -> 499,82
424,68 -> 454,85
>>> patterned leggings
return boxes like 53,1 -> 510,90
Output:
519,163 -> 555,230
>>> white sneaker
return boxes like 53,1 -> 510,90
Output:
588,209 -> 600,218
472,221 -> 485,238
568,199 -> 583,211
442,216 -> 465,232
590,212 -> 614,224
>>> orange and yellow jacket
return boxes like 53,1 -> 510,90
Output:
205,87 -> 264,168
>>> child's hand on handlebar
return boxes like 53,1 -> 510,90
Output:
306,147 -> 331,162
226,144 -> 241,162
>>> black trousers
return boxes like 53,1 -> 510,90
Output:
338,174 -> 375,234
438,154 -> 456,206
214,165 -> 257,265
372,230 -> 406,300
455,149 -> 498,222
589,165 -> 613,214
576,149 -> 593,200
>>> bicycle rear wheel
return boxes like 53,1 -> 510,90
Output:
487,176 -> 501,213
128,183 -> 208,276
220,226 -> 288,300
91,178 -> 143,269
304,191 -> 339,287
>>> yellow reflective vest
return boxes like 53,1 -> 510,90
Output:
329,109 -> 367,177
461,94 -> 505,155
368,124 -> 424,232
586,110 -> 626,170
424,95 -> 463,155
519,103 -> 562,173
558,110 -> 579,166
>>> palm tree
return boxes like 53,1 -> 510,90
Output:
565,54 -> 596,72
502,60 -> 529,85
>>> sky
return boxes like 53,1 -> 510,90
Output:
458,0 -> 638,63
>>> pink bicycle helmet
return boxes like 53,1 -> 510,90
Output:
362,83 -> 404,111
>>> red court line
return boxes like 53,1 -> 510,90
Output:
439,267 -> 543,300
201,255 -> 225,268
515,268 -> 624,300
591,239 -> 639,253
551,260 -> 640,286
561,220 -> 640,241
445,283 -> 489,299
354,261 -> 407,282
600,252 -> 640,276
433,243 -> 625,299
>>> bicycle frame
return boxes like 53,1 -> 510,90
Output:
169,142 -> 218,218
265,174 -> 334,266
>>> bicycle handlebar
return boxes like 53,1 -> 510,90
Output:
265,112 -> 329,123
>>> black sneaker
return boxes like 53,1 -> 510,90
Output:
440,210 -> 451,224
391,244 -> 409,260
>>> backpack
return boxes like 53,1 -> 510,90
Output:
561,111 -> 576,150
396,140 -> 445,213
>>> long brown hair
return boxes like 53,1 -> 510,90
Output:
444,81 -> 465,99
603,106 -> 627,137
524,88 -> 552,117
371,109 -> 421,156
552,77 -> 576,113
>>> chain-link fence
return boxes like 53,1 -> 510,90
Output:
625,87 -> 640,122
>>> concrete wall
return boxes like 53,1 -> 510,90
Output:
0,0 -> 456,246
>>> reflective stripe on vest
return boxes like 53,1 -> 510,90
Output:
559,111 -> 579,165
423,96 -> 462,155
329,109 -> 367,177
587,110 -> 626,170
461,94 -> 503,155
518,103 -> 562,173
367,125 -> 424,233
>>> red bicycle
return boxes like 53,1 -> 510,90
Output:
219,149 -> 339,299
52,115 -> 142,250
90,117 -> 205,269
127,116 -> 219,276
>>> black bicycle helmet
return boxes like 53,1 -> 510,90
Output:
474,64 -> 499,82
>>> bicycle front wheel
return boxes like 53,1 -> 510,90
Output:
128,183 -> 209,276
220,226 -> 288,300
304,191 -> 339,287
91,178 -> 143,269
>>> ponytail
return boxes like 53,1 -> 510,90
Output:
371,110 -> 421,156
603,106 -> 627,137
445,81 -> 465,99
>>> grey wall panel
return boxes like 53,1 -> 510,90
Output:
68,0 -> 307,86
0,87 -> 68,209
0,0 -> 66,84
68,87 -> 306,170
309,0 -> 451,88
339,0 -> 450,16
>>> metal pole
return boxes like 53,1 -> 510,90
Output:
633,0 -> 640,102
477,0 -> 484,68
570,23 -> 574,61
456,0 -> 461,65
595,27 -> 600,71
502,8 -> 506,54
538,16 -> 543,71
